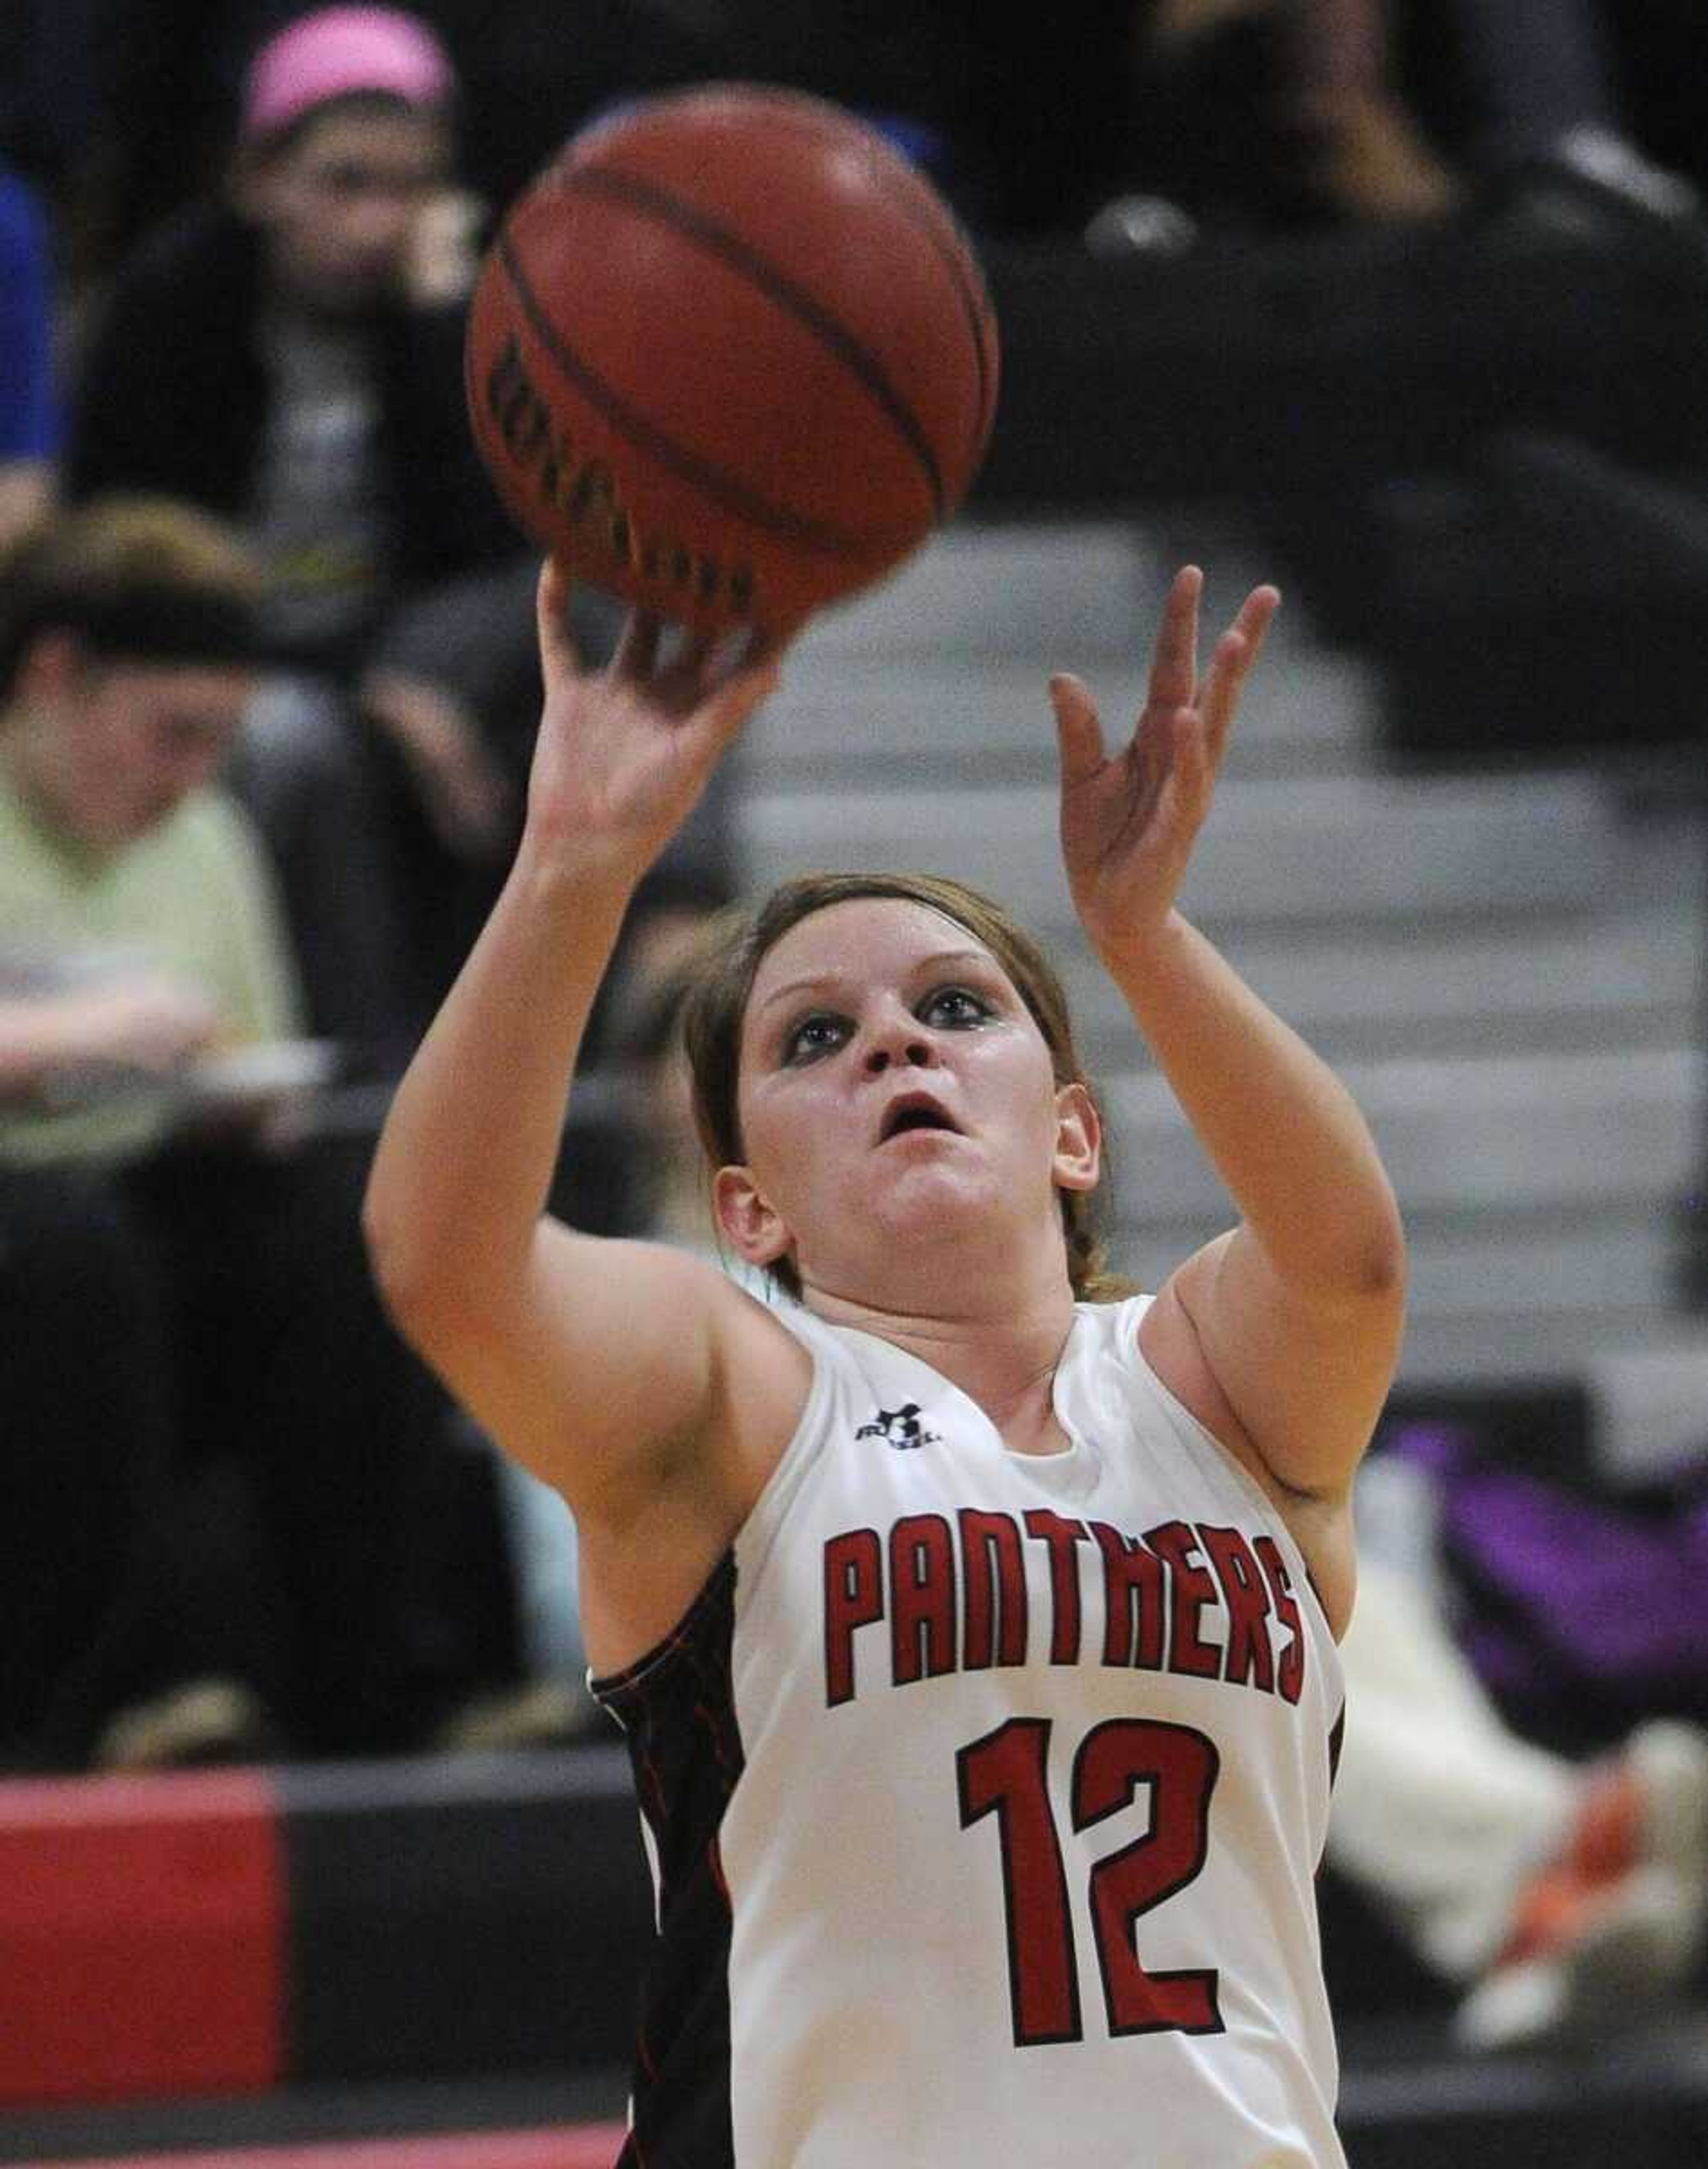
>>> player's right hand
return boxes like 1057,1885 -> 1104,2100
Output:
522,558 -> 781,878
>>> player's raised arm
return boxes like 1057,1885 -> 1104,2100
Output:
1051,568 -> 1406,1524
363,563 -> 785,1521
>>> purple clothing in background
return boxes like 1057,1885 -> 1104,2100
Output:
1390,1420 -> 1708,1735
0,169 -> 59,461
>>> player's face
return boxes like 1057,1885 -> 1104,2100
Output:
724,897 -> 1099,1303
24,655 -> 249,849
245,107 -> 451,317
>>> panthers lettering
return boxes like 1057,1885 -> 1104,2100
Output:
823,1508 -> 1304,1710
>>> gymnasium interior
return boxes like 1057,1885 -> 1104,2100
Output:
6,8 -> 1708,2165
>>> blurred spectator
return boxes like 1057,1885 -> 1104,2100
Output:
1413,0 -> 1706,260
1333,1541 -> 1708,2049
0,501 -> 293,1164
35,0 -> 721,294
57,1 -> 286,296
1272,0 -> 1463,225
1129,0 -> 1464,231
0,165 -> 59,551
64,5 -> 543,1052
1098,1 -> 1707,256
0,496 -> 528,1767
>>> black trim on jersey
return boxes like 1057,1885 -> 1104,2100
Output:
1317,1701 -> 1348,1876
594,1553 -> 741,2169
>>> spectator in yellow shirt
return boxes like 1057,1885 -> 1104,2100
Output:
0,498 -> 520,1769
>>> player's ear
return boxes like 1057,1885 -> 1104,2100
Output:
713,1164 -> 794,1268
1052,1081 -> 1100,1195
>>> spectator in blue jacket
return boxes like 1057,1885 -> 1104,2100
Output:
0,165 -> 58,549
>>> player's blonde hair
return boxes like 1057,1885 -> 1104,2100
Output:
680,869 -> 1134,1303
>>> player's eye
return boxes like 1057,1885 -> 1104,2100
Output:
919,986 -> 991,1028
782,1012 -> 847,1064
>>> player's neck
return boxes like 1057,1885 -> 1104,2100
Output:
804,1272 -> 1078,1450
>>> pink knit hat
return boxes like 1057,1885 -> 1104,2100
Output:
241,6 -> 455,142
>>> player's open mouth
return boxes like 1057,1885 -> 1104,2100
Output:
878,1094 -> 962,1145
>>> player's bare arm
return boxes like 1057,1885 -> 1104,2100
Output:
1053,568 -> 1406,1610
364,563 -> 802,1555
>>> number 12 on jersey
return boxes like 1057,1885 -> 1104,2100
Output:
956,1716 -> 1224,2047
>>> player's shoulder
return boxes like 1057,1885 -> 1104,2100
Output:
634,1240 -> 818,1406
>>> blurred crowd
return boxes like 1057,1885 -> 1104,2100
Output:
7,1 -> 1708,275
3,0 -> 1707,2058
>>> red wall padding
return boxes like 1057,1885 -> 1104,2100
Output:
0,1770 -> 284,2103
56,2128 -> 625,2169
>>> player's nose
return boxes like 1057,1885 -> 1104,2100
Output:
862,1004 -> 936,1073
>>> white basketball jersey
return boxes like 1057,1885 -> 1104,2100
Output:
594,1293 -> 1347,2169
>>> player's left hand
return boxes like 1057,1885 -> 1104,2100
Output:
1051,565 -> 1277,960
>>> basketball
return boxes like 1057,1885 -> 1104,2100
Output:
464,84 -> 1000,637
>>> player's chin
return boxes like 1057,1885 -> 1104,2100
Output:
869,1135 -> 977,1183
865,1156 -> 1003,1231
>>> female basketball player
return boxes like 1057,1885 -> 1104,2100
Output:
364,560 -> 1406,2167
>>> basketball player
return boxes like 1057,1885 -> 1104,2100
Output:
365,560 -> 1406,2166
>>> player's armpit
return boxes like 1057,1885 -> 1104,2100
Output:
384,1224 -> 811,1534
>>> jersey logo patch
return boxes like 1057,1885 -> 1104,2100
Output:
855,1402 -> 940,1450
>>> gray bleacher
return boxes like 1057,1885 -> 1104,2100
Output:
730,517 -> 1708,1476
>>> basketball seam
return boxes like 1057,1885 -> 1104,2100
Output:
495,233 -> 909,559
561,163 -> 949,515
742,99 -> 998,459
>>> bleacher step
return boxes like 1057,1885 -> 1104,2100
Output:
738,649 -> 1378,784
1585,1340 -> 1708,1478
1114,1209 -> 1677,1334
1100,1045 -> 1700,1221
1061,913 -> 1701,1063
735,771 -> 1697,931
802,518 -> 1165,659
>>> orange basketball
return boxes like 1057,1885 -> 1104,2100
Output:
465,84 -> 1000,637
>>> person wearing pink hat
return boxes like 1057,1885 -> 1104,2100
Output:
234,6 -> 477,317
241,6 -> 456,145
65,4 -> 544,1064
233,5 -> 463,322
54,6 -> 701,1766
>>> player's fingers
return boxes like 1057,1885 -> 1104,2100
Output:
616,609 -> 664,678
1200,586 -> 1278,759
707,625 -> 791,692
697,651 -> 784,754
1146,565 -> 1202,714
536,559 -> 581,680
1050,673 -> 1105,789
1165,704 -> 1212,818
674,630 -> 718,687
1229,584 -> 1280,686
1198,630 -> 1247,765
